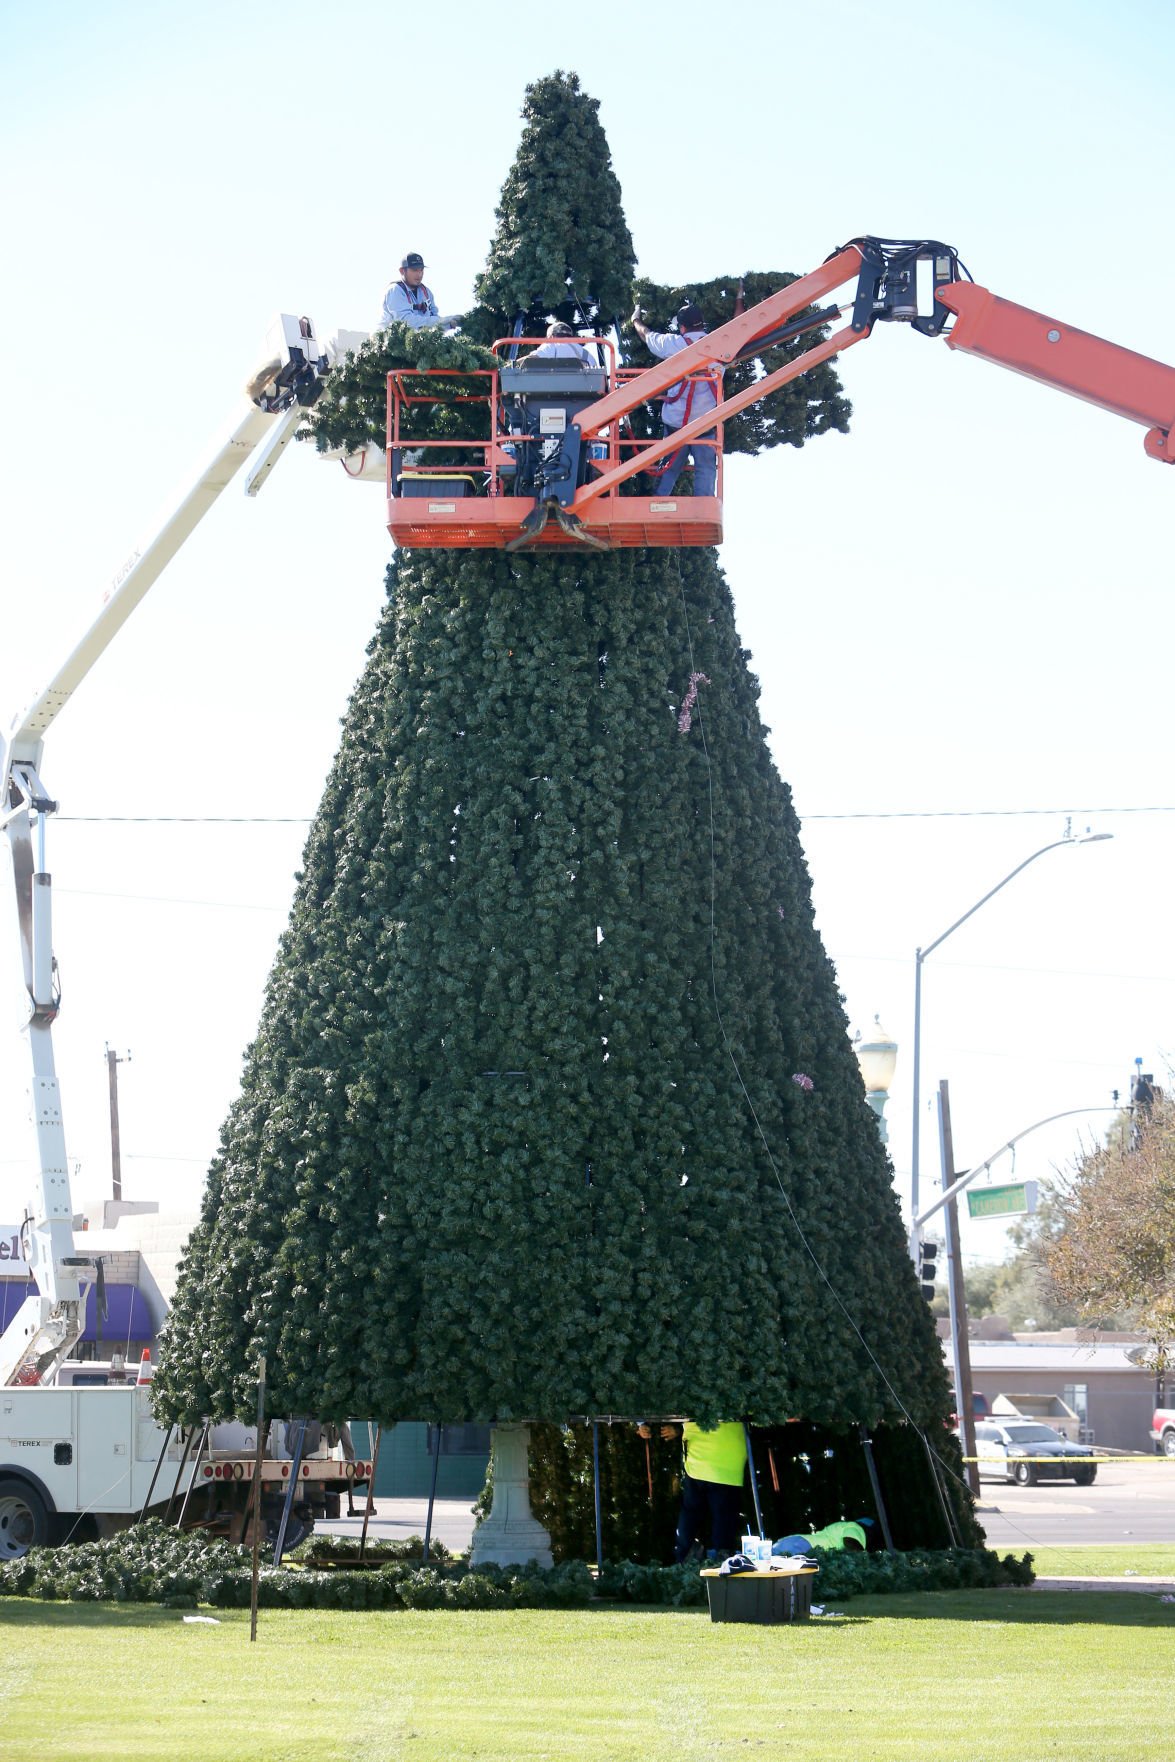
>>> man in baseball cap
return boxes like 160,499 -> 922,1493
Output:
379,253 -> 460,331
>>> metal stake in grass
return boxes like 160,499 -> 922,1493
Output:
249,1355 -> 267,1644
744,1422 -> 765,1538
592,1422 -> 604,1573
359,1424 -> 383,1564
272,1418 -> 310,1567
858,1427 -> 896,1552
135,1423 -> 174,1525
423,1423 -> 442,1564
161,1421 -> 200,1527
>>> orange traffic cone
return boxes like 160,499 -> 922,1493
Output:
136,1348 -> 153,1385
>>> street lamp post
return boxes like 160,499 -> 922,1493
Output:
909,829 -> 1111,1253
855,1016 -> 898,1144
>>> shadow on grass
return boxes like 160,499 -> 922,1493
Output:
3,1589 -> 1171,1632
840,1589 -> 1175,1627
0,1600 -> 245,1631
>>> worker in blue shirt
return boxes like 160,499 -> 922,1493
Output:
379,253 -> 459,331
630,301 -> 719,497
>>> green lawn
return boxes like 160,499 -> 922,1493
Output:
2,1591 -> 1173,1761
1030,1545 -> 1175,1577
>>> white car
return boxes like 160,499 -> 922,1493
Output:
974,1420 -> 1097,1487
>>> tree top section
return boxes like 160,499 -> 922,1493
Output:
471,71 -> 636,337
303,74 -> 850,465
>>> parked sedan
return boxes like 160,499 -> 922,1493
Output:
974,1421 -> 1098,1487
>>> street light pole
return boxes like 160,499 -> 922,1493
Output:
937,1081 -> 979,1496
909,829 -> 1111,1254
913,1104 -> 1124,1232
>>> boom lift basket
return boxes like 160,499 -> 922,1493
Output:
384,337 -> 724,551
382,235 -> 1175,555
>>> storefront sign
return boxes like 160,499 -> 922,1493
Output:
0,1228 -> 31,1273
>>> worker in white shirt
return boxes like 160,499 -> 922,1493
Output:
630,301 -> 719,496
532,319 -> 597,365
379,253 -> 460,331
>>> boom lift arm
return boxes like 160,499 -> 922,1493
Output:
0,314 -> 328,1387
566,236 -> 1175,516
384,237 -> 1173,552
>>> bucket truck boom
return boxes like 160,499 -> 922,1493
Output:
0,313 -> 328,1389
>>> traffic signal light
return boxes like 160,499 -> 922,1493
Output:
917,1239 -> 939,1301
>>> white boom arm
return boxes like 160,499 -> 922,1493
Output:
0,312 -> 328,1387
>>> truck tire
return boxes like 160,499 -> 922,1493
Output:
0,1477 -> 53,1560
1163,1430 -> 1175,1459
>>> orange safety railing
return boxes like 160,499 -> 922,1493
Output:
384,336 -> 725,504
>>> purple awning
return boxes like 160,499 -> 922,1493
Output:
0,1279 -> 155,1342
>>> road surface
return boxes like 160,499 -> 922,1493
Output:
975,1459 -> 1175,1550
320,1461 -> 1174,1557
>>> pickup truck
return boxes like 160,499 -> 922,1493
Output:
1151,1406 -> 1175,1457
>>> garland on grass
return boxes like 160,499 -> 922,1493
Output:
0,1521 -> 1032,1609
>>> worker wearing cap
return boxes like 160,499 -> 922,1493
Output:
630,301 -> 719,497
532,320 -> 597,366
639,1419 -> 747,1563
380,254 -> 456,331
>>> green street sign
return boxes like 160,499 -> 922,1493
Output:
966,1180 -> 1038,1220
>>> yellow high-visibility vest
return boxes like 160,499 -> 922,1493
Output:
682,1421 -> 747,1487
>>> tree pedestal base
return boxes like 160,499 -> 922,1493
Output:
469,1422 -> 553,1568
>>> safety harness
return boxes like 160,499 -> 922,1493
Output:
663,330 -> 720,426
398,279 -> 435,316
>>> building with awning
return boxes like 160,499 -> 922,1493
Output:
0,1203 -> 191,1365
0,1277 -> 155,1352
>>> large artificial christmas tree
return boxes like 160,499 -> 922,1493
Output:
155,72 -> 966,1546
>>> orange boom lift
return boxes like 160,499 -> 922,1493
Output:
384,236 -> 1175,553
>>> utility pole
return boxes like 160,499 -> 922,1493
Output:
106,1046 -> 131,1204
938,1080 -> 979,1497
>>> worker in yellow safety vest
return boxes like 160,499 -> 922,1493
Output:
639,1419 -> 747,1563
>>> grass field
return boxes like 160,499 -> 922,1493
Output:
1030,1544 -> 1175,1577
3,1588 -> 1173,1762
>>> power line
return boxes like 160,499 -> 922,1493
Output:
836,953 -> 1175,983
59,816 -> 311,824
56,887 -> 283,912
801,805 -> 1174,822
55,803 -> 1175,826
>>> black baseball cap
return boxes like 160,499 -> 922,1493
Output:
677,302 -> 705,330
402,252 -> 426,269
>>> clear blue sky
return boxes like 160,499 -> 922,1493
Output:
2,0 -> 1173,1263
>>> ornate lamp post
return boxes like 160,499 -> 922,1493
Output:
854,1016 -> 898,1144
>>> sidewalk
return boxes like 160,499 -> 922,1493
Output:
1032,1575 -> 1175,1594
317,1505 -> 1175,1592
318,1496 -> 477,1554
